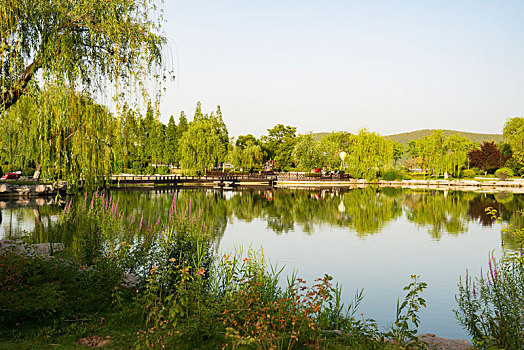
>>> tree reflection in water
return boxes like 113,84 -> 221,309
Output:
3,187 -> 524,254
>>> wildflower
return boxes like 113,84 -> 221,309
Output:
169,257 -> 176,263
196,268 -> 206,276
138,214 -> 143,232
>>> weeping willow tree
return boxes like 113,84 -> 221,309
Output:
346,129 -> 394,179
0,0 -> 167,185
1,0 -> 165,111
4,83 -> 116,188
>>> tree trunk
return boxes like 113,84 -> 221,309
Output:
33,164 -> 42,182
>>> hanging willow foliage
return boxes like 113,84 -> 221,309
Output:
0,0 -> 168,188
0,0 -> 166,113
3,83 -> 116,188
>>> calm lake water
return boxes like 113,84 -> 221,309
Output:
1,187 -> 520,339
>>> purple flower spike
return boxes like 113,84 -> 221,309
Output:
156,215 -> 161,226
189,198 -> 192,218
138,215 -> 143,232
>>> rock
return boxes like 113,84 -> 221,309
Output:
76,335 -> 112,347
0,240 -> 64,257
122,273 -> 139,288
35,185 -> 46,194
417,333 -> 471,350
33,243 -> 65,255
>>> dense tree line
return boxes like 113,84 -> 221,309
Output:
1,79 -> 523,183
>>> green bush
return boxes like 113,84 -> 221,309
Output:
157,166 -> 170,175
470,167 -> 481,175
381,169 -> 404,181
495,167 -> 514,180
518,167 -> 524,176
0,251 -> 122,326
503,157 -> 521,174
462,169 -> 476,178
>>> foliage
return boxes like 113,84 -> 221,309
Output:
261,124 -> 297,169
292,133 -> 322,170
0,250 -> 122,326
407,130 -> 472,177
346,129 -> 393,180
381,169 -> 404,181
230,136 -> 263,171
495,167 -> 514,180
0,0 -> 165,113
462,169 -> 476,178
2,83 -> 116,187
179,103 -> 229,172
455,208 -> 524,348
468,141 -> 501,174
503,117 -> 524,165
383,275 -> 427,348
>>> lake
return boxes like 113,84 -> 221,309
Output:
1,187 -> 518,339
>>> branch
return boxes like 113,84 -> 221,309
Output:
1,60 -> 41,112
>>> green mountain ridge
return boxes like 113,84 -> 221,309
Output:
314,129 -> 503,146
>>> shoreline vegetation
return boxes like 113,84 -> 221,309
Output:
1,192 -> 478,349
1,2 -> 522,348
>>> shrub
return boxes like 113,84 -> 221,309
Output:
157,166 -> 170,175
518,167 -> 524,177
0,251 -> 122,326
381,169 -> 404,181
462,169 -> 476,178
455,208 -> 524,349
495,167 -> 514,180
455,254 -> 524,349
470,167 -> 481,175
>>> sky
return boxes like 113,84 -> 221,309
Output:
157,0 -> 524,138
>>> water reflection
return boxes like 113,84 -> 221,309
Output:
1,188 -> 523,251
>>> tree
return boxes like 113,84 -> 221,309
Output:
230,134 -> 263,170
392,142 -> 404,166
261,124 -> 297,169
0,0 -> 165,113
443,134 -> 472,176
468,141 -> 501,174
236,134 -> 258,148
164,115 -> 178,165
346,129 -> 393,179
2,83 -> 116,186
292,133 -> 321,170
503,117 -> 524,165
179,118 -> 223,172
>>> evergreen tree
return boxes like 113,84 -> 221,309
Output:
164,115 -> 178,165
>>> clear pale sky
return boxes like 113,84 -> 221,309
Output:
158,0 -> 524,137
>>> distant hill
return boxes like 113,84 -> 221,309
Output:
384,129 -> 503,146
313,129 -> 503,146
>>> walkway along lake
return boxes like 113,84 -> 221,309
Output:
0,187 -> 517,340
